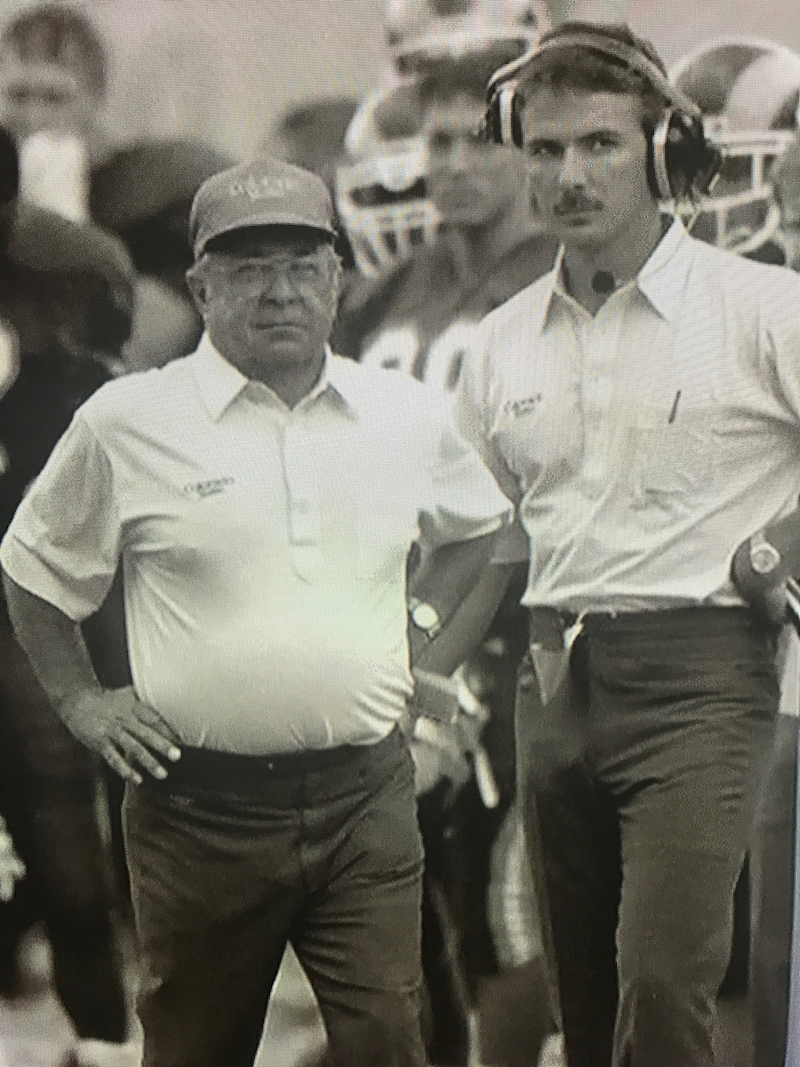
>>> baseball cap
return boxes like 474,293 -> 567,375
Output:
189,158 -> 336,258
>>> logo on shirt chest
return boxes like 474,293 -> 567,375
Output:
182,476 -> 235,500
501,394 -> 544,419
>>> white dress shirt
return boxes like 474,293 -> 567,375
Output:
456,220 -> 800,612
1,336 -> 510,753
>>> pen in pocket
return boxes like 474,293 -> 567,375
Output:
668,390 -> 681,424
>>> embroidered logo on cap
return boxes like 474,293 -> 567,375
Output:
228,175 -> 298,201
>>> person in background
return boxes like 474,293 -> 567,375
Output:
0,157 -> 513,1067
0,122 -> 139,1067
455,20 -> 800,1067
0,1 -> 231,372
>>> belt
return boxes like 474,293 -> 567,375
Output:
527,604 -> 756,647
151,726 -> 402,791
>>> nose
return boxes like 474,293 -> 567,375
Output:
558,144 -> 587,189
445,138 -> 471,175
260,268 -> 298,303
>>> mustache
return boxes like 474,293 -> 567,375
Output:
553,192 -> 602,214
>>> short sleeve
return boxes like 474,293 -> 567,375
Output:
0,411 -> 121,621
416,387 -> 513,550
454,326 -> 529,564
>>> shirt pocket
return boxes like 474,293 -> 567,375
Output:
631,403 -> 717,501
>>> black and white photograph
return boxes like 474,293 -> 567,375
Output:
1,1 -> 800,1065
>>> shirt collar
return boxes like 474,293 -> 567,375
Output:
635,217 -> 693,321
190,334 -> 360,421
191,334 -> 248,420
542,216 -> 693,331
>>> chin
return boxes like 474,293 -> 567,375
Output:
554,221 -> 609,249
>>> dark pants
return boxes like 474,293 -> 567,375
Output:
0,622 -> 128,1042
750,712 -> 798,1067
122,726 -> 427,1067
516,607 -> 779,1067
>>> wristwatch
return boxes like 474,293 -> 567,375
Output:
407,597 -> 442,640
749,531 -> 783,576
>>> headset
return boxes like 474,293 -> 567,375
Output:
482,27 -> 722,204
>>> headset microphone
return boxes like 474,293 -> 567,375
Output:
591,270 -> 616,295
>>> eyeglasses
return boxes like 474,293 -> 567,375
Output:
205,252 -> 329,293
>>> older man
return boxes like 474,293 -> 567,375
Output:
0,158 -> 511,1067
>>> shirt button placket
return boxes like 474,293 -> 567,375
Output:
282,417 -> 322,582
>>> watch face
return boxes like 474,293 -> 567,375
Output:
750,543 -> 782,575
412,603 -> 440,630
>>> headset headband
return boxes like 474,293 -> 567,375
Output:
487,31 -> 702,122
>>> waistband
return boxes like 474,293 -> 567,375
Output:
528,604 -> 759,644
150,725 -> 403,792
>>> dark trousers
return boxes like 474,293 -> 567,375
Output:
122,726 -> 427,1067
750,712 -> 798,1067
0,623 -> 127,1042
516,607 -> 779,1067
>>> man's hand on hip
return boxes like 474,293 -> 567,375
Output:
59,685 -> 182,784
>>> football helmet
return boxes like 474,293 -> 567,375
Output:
385,0 -> 550,76
337,0 -> 548,275
335,82 -> 437,276
672,38 -> 800,256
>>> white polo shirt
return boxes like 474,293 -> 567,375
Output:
1,336 -> 510,754
456,220 -> 800,612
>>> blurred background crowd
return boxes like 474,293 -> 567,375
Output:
1,1 -> 800,1066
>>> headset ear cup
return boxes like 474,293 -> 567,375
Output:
695,135 -> 722,198
492,94 -> 504,144
649,111 -> 721,201
483,92 -> 501,144
663,113 -> 722,200
650,111 -> 674,200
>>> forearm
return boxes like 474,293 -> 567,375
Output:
2,571 -> 101,713
412,559 -> 518,677
3,570 -> 181,782
407,531 -> 496,668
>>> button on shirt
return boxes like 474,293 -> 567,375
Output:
1,336 -> 510,754
455,220 -> 800,612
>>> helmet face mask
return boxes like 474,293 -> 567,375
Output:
335,115 -> 438,275
672,38 -> 800,256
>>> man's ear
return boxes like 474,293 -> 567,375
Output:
185,263 -> 207,313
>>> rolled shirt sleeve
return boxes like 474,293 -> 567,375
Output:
0,411 -> 120,621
